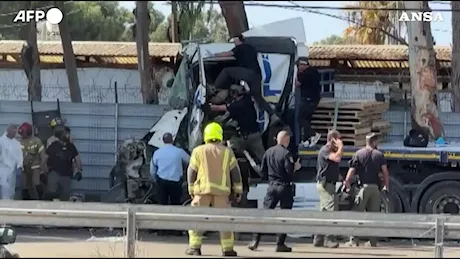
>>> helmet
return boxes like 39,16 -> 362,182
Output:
18,122 -> 33,137
50,117 -> 63,128
203,122 -> 223,143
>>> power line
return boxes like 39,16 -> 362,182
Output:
283,1 -> 408,45
203,1 -> 457,12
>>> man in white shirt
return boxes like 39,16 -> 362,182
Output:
0,125 -> 23,200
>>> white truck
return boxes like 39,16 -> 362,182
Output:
148,18 -> 331,213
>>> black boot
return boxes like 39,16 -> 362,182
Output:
248,234 -> 261,251
185,248 -> 201,256
275,234 -> 292,252
275,244 -> 292,252
222,250 -> 238,257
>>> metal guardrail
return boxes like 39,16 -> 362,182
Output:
0,201 -> 458,258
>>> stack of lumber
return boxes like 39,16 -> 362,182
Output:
311,99 -> 391,146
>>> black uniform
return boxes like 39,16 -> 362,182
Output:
213,43 -> 275,117
298,67 -> 322,142
249,144 -> 295,250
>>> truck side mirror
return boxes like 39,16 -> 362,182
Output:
0,227 -> 17,245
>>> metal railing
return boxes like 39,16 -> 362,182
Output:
0,200 -> 458,258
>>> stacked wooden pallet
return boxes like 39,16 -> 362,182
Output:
311,99 -> 391,146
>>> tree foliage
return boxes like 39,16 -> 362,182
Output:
343,1 -> 406,45
313,35 -> 357,45
0,1 -> 226,42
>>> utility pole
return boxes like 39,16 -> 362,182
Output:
405,1 -> 443,139
135,1 -> 156,104
171,1 -> 179,43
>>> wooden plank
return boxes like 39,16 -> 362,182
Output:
317,99 -> 390,111
312,125 -> 372,135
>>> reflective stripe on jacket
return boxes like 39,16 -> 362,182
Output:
189,143 -> 242,196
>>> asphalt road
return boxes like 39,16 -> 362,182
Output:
6,228 -> 460,258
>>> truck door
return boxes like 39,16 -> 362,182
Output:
243,36 -> 298,134
187,44 -> 207,150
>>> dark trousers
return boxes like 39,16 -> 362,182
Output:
251,182 -> 294,246
300,98 -> 319,141
157,177 -> 182,206
44,171 -> 72,201
214,67 -> 275,116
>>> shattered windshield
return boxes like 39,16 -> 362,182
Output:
168,56 -> 191,109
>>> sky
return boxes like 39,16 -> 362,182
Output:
118,1 -> 453,46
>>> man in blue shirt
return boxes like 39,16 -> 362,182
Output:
150,133 -> 190,207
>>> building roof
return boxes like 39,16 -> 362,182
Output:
0,40 -> 181,58
308,45 -> 451,61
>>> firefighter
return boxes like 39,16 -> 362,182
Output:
186,122 -> 243,257
47,117 -> 64,148
18,122 -> 46,200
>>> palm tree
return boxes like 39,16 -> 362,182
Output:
343,1 -> 405,45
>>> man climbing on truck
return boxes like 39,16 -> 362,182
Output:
209,84 -> 265,163
296,57 -> 322,147
211,34 -> 281,126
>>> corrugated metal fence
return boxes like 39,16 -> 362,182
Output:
0,101 -> 169,199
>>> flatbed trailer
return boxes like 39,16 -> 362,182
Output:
296,141 -> 460,215
300,141 -> 460,163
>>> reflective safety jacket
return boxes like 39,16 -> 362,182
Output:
187,143 -> 242,196
20,136 -> 44,170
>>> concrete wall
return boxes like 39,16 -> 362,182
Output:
0,100 -> 169,199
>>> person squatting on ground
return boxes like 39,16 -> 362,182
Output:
18,122 -> 46,200
247,130 -> 301,253
296,57 -> 322,147
41,125 -> 82,201
211,35 -> 281,126
344,132 -> 390,247
150,132 -> 190,236
186,122 -> 243,257
0,124 -> 23,200
313,130 -> 343,248
209,84 -> 265,163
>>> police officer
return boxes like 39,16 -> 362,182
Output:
247,130 -> 301,252
313,130 -> 343,248
18,122 -> 45,200
42,125 -> 83,201
344,133 -> 390,247
186,122 -> 243,257
209,84 -> 265,163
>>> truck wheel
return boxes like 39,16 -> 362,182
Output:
418,181 -> 460,214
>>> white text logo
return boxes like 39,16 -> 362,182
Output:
399,12 -> 444,22
13,8 -> 63,25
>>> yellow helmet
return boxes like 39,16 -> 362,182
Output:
50,117 -> 63,127
203,122 -> 223,143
